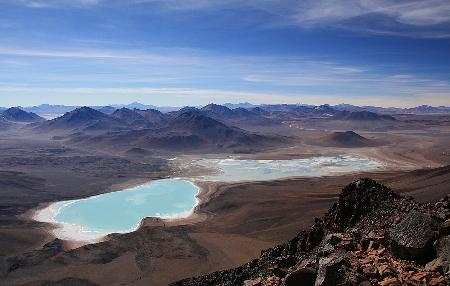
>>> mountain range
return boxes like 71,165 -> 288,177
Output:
61,109 -> 285,152
36,107 -> 128,132
2,103 -> 426,135
1,102 -> 446,152
1,103 -> 449,120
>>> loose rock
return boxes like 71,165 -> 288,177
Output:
390,210 -> 436,262
282,267 -> 316,286
315,253 -> 350,286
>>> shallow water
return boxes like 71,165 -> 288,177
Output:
35,179 -> 198,240
196,155 -> 382,182
35,155 -> 382,241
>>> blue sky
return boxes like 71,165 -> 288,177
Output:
0,0 -> 449,107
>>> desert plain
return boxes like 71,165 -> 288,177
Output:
0,104 -> 449,286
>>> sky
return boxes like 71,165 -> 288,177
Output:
0,0 -> 450,107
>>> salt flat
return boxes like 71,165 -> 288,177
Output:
195,155 -> 383,182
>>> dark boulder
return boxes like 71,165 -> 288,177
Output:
314,252 -> 351,286
440,219 -> 450,236
436,236 -> 450,277
390,210 -> 436,263
282,267 -> 316,286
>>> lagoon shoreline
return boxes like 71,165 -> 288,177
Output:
9,161 -> 450,285
25,154 -> 389,246
31,178 -> 203,244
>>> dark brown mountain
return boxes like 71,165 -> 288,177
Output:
200,104 -> 277,126
200,103 -> 234,118
167,106 -> 200,118
2,107 -> 45,123
109,108 -> 168,129
321,131 -> 380,148
147,110 -> 281,150
111,108 -> 149,128
166,110 -> 243,139
305,131 -> 383,148
95,106 -> 117,114
134,108 -> 168,126
71,110 -> 287,152
36,107 -> 128,132
332,110 -> 396,121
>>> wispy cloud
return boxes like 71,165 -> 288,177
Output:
0,47 -> 206,66
287,0 -> 450,38
292,0 -> 450,26
132,0 -> 450,38
12,0 -> 101,8
243,71 -> 450,93
0,47 -> 135,59
0,45 -> 449,107
7,0 -> 450,38
330,66 -> 366,74
0,46 -> 375,86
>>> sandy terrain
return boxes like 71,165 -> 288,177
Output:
0,114 -> 449,286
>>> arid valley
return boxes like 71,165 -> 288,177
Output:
0,103 -> 449,286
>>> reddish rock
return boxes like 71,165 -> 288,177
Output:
378,277 -> 400,286
244,278 -> 262,286
429,276 -> 445,286
377,264 -> 394,277
425,258 -> 443,272
362,265 -> 378,278
410,271 -> 429,282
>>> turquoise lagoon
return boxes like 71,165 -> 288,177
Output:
34,155 -> 382,241
34,179 -> 198,241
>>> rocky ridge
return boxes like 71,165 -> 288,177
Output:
172,178 -> 450,286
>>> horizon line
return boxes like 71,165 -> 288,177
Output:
2,102 -> 450,110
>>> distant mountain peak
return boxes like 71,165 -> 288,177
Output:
176,106 -> 200,114
169,110 -> 233,133
65,107 -> 106,120
2,107 -> 44,123
201,103 -> 233,115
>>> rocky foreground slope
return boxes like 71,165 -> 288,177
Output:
173,178 -> 450,286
